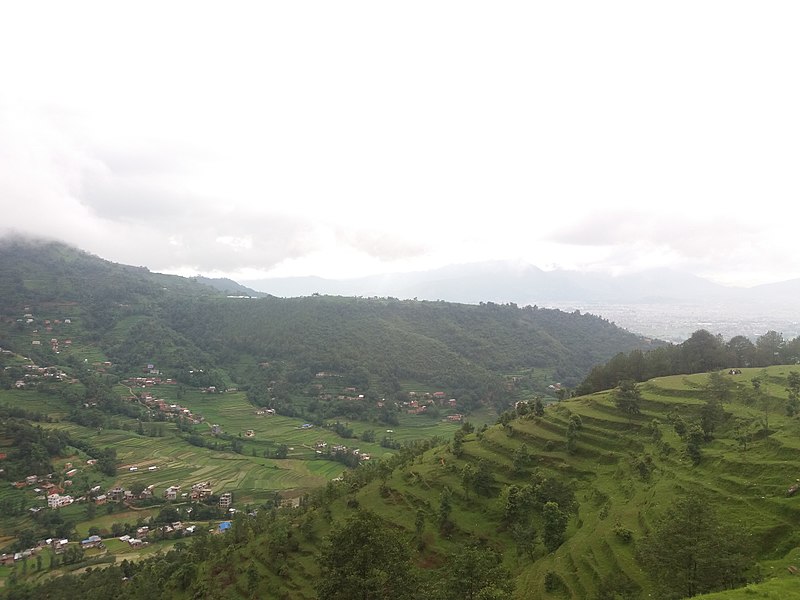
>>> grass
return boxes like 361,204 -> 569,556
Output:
243,367 -> 800,600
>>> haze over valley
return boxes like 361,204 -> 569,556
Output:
242,261 -> 800,342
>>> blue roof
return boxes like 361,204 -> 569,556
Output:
218,521 -> 232,531
82,535 -> 102,543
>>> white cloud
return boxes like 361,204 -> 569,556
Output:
0,1 -> 799,286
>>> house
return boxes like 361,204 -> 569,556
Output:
94,494 -> 107,505
218,521 -> 232,533
164,486 -> 180,501
66,468 -> 78,477
80,535 -> 102,549
219,492 -> 233,509
108,487 -> 125,502
47,493 -> 73,509
26,475 -> 38,485
190,481 -> 212,500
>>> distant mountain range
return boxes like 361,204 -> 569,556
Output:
242,262 -> 800,341
243,261 -> 800,308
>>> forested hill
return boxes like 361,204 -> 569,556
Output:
0,238 -> 656,405
0,237 -> 223,307
163,295 -> 654,391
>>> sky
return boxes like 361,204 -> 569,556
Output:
1,1 -> 798,287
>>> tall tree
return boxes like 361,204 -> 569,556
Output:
786,371 -> 800,416
542,501 -> 568,552
316,511 -> 416,600
613,380 -> 641,424
638,495 -> 752,599
432,543 -> 514,600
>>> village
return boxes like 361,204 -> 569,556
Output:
2,473 -> 244,569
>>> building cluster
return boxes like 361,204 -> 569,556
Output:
122,375 -> 176,388
0,523 -> 203,566
399,391 -> 458,416
133,395 -> 204,424
320,441 -> 371,462
12,364 -> 71,388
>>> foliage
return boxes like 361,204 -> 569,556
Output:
613,380 -> 641,422
316,510 -> 416,600
638,495 -> 754,599
542,501 -> 568,552
578,329 -> 800,395
429,543 -> 514,600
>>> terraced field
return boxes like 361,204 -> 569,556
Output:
307,366 -> 800,599
0,383 -> 465,526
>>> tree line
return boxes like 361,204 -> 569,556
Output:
576,329 -> 800,395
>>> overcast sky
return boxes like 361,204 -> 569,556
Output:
1,2 -> 798,287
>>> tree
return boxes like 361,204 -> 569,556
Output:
786,371 -> 800,417
638,495 -> 753,599
613,380 -> 641,424
316,511 -> 416,600
415,508 -> 426,537
511,444 -> 530,475
704,371 -> 735,404
432,543 -> 514,600
680,330 -> 726,373
685,424 -> 705,465
752,370 -> 773,434
726,335 -> 756,368
542,501 -> 567,552
700,398 -> 726,440
472,459 -> 495,497
438,487 -> 453,531
452,430 -> 465,458
461,463 -> 476,500
565,415 -> 582,454
532,396 -> 545,417
755,330 -> 785,366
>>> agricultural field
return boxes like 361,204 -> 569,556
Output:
269,366 -> 800,599
0,378 -> 466,544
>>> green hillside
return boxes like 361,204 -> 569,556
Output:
7,366 -> 799,599
0,238 -> 656,410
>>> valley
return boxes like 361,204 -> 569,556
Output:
1,240 -> 800,599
